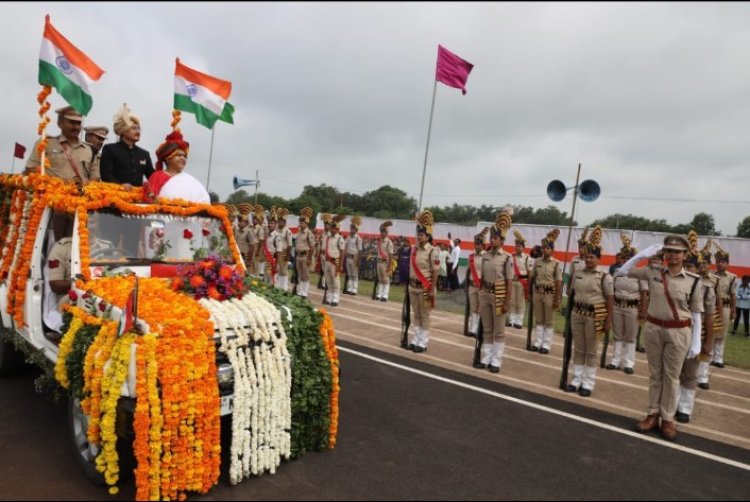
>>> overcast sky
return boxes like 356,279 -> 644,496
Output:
2,2 -> 750,235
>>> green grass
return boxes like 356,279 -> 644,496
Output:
310,273 -> 750,369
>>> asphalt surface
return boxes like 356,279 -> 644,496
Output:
1,341 -> 749,501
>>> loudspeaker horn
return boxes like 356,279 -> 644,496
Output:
578,179 -> 600,202
233,176 -> 257,191
546,180 -> 567,202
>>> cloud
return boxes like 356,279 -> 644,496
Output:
2,3 -> 750,235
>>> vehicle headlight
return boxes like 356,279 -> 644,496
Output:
217,363 -> 234,390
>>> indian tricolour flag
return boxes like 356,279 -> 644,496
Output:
38,15 -> 104,116
174,58 -> 235,129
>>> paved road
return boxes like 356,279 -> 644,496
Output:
1,341 -> 750,500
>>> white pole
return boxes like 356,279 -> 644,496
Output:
560,163 -> 582,286
254,169 -> 259,204
418,80 -> 438,213
10,154 -> 16,174
206,126 -> 216,192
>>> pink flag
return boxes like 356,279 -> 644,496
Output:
435,45 -> 474,95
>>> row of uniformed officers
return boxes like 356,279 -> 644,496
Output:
400,208 -> 736,442
230,203 -> 737,442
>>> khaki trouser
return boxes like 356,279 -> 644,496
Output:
409,288 -> 432,329
613,305 -> 639,344
346,254 -> 359,279
479,290 -> 507,344
296,251 -> 311,282
276,251 -> 289,277
245,244 -> 257,275
718,306 -> 731,342
572,312 -> 598,367
679,357 -> 699,391
468,285 -> 480,314
644,323 -> 691,419
324,260 -> 340,295
533,292 -> 556,328
510,281 -> 526,317
377,260 -> 391,285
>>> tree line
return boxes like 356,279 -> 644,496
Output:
214,183 -> 749,237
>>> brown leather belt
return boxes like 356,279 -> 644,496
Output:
535,284 -> 556,294
409,278 -> 423,288
647,314 -> 691,329
297,250 -> 308,256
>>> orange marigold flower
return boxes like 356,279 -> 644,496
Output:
171,277 -> 184,290
218,265 -> 232,280
207,285 -> 221,300
189,275 -> 205,288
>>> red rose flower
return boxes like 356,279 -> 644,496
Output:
202,228 -> 210,237
48,259 -> 60,269
98,301 -> 106,312
68,290 -> 78,301
183,229 -> 193,239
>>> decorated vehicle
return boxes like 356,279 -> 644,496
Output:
0,174 -> 340,500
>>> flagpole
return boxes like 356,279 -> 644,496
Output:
206,125 -> 216,192
10,154 -> 15,174
254,169 -> 259,204
560,162 -> 582,286
418,80 -> 438,213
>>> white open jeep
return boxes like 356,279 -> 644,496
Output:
0,175 -> 338,499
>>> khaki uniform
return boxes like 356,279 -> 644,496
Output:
274,227 -> 294,288
712,270 -> 737,365
323,233 -> 345,303
251,223 -> 264,274
295,227 -> 316,284
26,135 -> 98,184
567,256 -> 584,295
570,269 -> 613,391
234,225 -> 253,268
628,267 -> 704,420
510,253 -> 532,326
697,274 -> 721,385
478,249 -> 513,368
530,257 -> 563,350
466,250 -> 485,334
246,222 -> 261,276
376,237 -> 395,284
408,243 -> 439,349
610,275 -> 648,370
679,275 -> 717,417
345,233 -> 363,293
375,236 -> 395,300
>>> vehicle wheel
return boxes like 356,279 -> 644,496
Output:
68,397 -> 105,485
0,337 -> 24,375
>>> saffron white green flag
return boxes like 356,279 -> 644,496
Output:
38,15 -> 104,116
174,58 -> 235,129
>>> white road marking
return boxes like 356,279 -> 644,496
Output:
337,343 -> 750,472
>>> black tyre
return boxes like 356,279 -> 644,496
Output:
67,397 -> 105,485
0,338 -> 24,375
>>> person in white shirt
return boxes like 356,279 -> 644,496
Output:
732,275 -> 750,336
448,237 -> 462,291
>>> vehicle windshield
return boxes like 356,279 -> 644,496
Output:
87,209 -> 234,265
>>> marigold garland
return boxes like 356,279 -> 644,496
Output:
318,308 -> 340,449
54,316 -> 84,388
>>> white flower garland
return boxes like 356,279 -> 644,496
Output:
199,293 -> 291,485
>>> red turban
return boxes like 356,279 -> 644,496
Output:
155,130 -> 190,170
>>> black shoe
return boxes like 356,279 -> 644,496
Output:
709,361 -> 717,367
405,343 -> 415,351
466,332 -> 476,338
578,388 -> 592,398
539,348 -> 549,355
636,346 -> 646,353
530,346 -> 539,352
730,331 -> 736,336
473,362 -> 487,369
675,411 -> 690,423
413,346 -> 425,353
698,382 -> 709,390
605,363 -> 617,370
514,324 -> 523,329
624,367 -> 634,375
380,298 -> 387,302
564,385 -> 578,393
714,362 -> 725,369
323,300 -> 330,305
330,302 -> 339,307
489,365 -> 500,373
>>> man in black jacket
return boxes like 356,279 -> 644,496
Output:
100,103 -> 154,187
